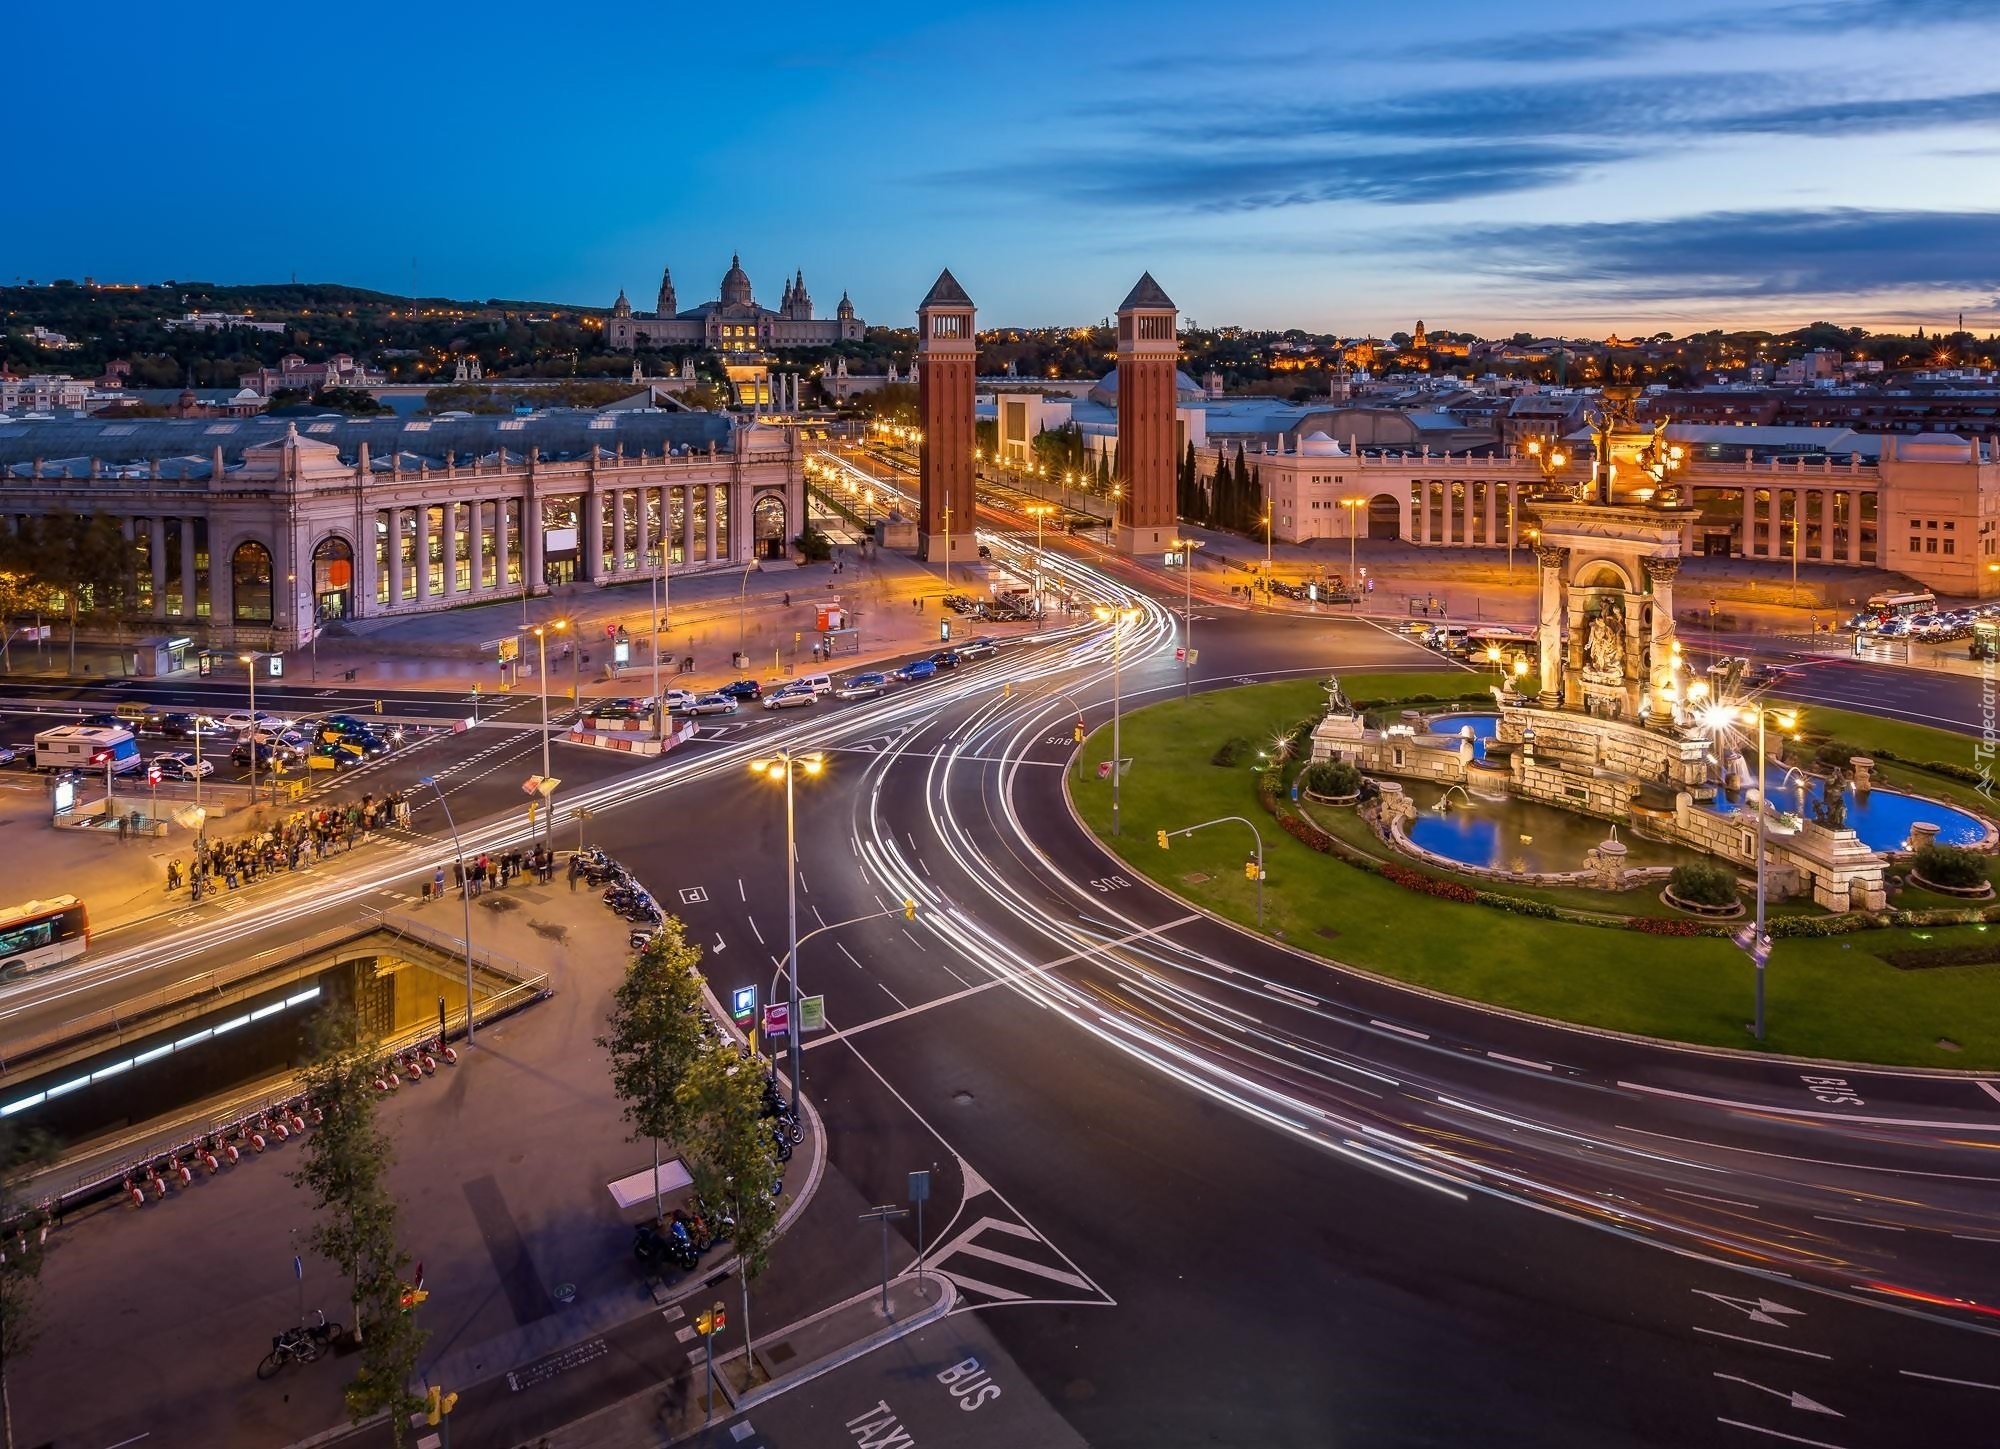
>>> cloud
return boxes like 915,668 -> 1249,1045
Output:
995,141 -> 1630,211
1452,209 -> 2000,302
1464,0 -> 2000,64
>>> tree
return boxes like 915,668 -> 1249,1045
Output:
1176,440 -> 1199,522
0,1129 -> 54,1449
676,1048 -> 782,1386
793,524 -> 833,563
0,514 -> 133,673
291,1008 -> 427,1446
597,920 -> 709,1222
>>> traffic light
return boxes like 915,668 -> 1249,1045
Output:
695,1309 -> 713,1336
1157,830 -> 1170,850
400,1284 -> 429,1311
372,699 -> 383,714
903,899 -> 917,919
147,765 -> 161,786
1244,859 -> 1261,881
424,1385 -> 458,1425
1073,722 -> 1085,744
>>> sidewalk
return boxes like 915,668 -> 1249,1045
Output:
533,1275 -> 952,1449
14,874 -> 833,1449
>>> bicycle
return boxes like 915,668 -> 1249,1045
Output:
256,1310 -> 343,1380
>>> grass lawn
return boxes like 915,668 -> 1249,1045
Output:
1073,682 -> 2000,1068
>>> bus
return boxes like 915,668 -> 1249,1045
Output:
1864,591 -> 1937,621
0,896 -> 90,982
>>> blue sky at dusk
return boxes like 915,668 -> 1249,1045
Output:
14,1 -> 2000,335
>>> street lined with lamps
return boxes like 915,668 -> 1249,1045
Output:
1092,605 -> 1141,835
750,748 -> 823,1097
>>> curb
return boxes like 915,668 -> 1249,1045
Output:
714,1273 -> 957,1415
1056,724 -> 2000,1081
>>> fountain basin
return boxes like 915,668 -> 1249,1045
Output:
1428,713 -> 1500,760
1706,765 -> 1991,854
1402,781 -> 1711,877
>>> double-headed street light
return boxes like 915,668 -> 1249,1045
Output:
750,749 -> 824,1098
1338,498 -> 1364,595
237,650 -> 275,801
532,620 -> 569,841
1026,503 -> 1056,605
1700,701 -> 1800,1040
1092,605 -> 1141,835
1168,537 -> 1203,698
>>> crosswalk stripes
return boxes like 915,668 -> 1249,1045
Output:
926,1160 -> 1114,1309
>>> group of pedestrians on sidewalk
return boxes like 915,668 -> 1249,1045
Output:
424,845 -> 554,901
165,790 -> 413,901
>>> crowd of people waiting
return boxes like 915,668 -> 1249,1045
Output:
163,791 -> 413,900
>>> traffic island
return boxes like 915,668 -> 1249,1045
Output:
1068,674 -> 2000,1069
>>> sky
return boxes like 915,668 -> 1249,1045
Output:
12,0 -> 2000,337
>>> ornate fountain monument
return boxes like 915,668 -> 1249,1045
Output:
1312,391 -> 1911,910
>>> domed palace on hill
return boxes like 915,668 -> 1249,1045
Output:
605,255 -> 863,353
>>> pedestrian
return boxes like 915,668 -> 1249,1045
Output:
434,863 -> 446,899
165,859 -> 181,892
117,814 -> 130,846
568,852 -> 581,892
783,592 -> 791,607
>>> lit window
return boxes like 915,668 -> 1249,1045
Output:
1945,539 -> 1956,555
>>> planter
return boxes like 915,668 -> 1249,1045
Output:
1660,886 -> 1746,918
1906,869 -> 1995,900
1303,788 -> 1360,806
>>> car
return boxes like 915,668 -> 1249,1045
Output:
895,659 -> 938,682
930,650 -> 961,669
835,672 -> 889,699
955,637 -> 998,660
660,689 -> 700,711
593,697 -> 650,720
114,701 -> 161,726
221,710 -> 289,734
79,713 -> 123,729
231,739 -> 297,766
717,679 -> 763,701
323,726 -> 390,755
150,751 -> 214,782
0,743 -> 32,769
680,694 -> 739,716
0,745 -> 16,767
157,712 -> 203,739
763,687 -> 817,710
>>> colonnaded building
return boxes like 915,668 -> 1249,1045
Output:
0,410 -> 806,659
605,255 -> 863,353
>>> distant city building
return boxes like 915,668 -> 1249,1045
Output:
605,255 -> 863,352
0,372 -> 95,413
26,326 -> 76,350
166,311 -> 287,334
239,353 -> 386,396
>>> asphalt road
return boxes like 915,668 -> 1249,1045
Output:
11,520 -> 2000,1449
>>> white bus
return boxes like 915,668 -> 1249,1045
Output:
1864,590 -> 1937,620
0,895 -> 90,981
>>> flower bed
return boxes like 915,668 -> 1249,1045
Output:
1906,870 -> 1995,900
1661,886 -> 1747,918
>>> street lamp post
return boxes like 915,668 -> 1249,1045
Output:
1708,702 -> 1798,1041
237,651 -> 264,801
750,750 -> 822,1098
419,774 -> 478,1046
1092,606 -> 1140,835
649,543 -> 672,743
1169,537 -> 1202,698
532,620 -> 567,842
1339,498 -> 1363,594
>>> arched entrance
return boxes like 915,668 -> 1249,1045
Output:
753,495 -> 789,561
1367,493 -> 1403,539
231,540 -> 274,625
312,535 -> 355,621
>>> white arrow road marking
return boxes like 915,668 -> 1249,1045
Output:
1695,1290 -> 1806,1327
1715,1418 -> 1850,1448
713,933 -> 727,953
1714,1374 -> 1842,1416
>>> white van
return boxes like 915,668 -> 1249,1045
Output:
796,672 -> 834,696
35,725 -> 142,774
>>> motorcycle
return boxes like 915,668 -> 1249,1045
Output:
634,1220 -> 697,1273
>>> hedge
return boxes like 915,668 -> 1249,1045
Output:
1878,941 -> 2000,970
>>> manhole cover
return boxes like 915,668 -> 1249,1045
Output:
1937,1037 -> 1962,1052
1181,872 -> 1210,885
552,1282 -> 577,1305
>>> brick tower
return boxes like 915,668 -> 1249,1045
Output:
917,269 -> 978,567
1114,272 -> 1180,554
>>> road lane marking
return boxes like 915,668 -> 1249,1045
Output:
1810,1215 -> 1905,1232
1487,1052 -> 1552,1072
1693,1328 -> 1829,1358
1898,1369 -> 2000,1391
1370,1019 -> 1430,1040
1618,1080 -> 2000,1132
1715,1418 -> 1848,1448
805,914 -> 1203,1050
1978,1080 -> 2000,1106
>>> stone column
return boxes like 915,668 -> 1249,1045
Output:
1439,484 -> 1453,546
706,483 -> 720,563
1465,478 -> 1477,544
441,503 -> 459,596
416,505 -> 434,602
524,493 -> 544,592
388,509 -> 405,606
1645,557 -> 1680,705
494,499 -> 510,592
616,489 -> 632,574
1535,543 -> 1568,706
1820,489 -> 1836,562
682,484 -> 697,564
179,518 -> 197,618
1848,491 -> 1864,564
1417,483 -> 1431,545
1506,483 -> 1520,546
584,486 -> 604,582
636,485 -> 651,566
1483,481 -> 1497,546
1765,488 -> 1781,558
150,516 -> 168,619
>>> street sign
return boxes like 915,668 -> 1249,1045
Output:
762,1002 -> 790,1037
267,655 -> 284,678
907,1169 -> 930,1202
1097,760 -> 1112,779
731,985 -> 757,1021
197,650 -> 213,677
939,619 -> 952,642
799,994 -> 826,1032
